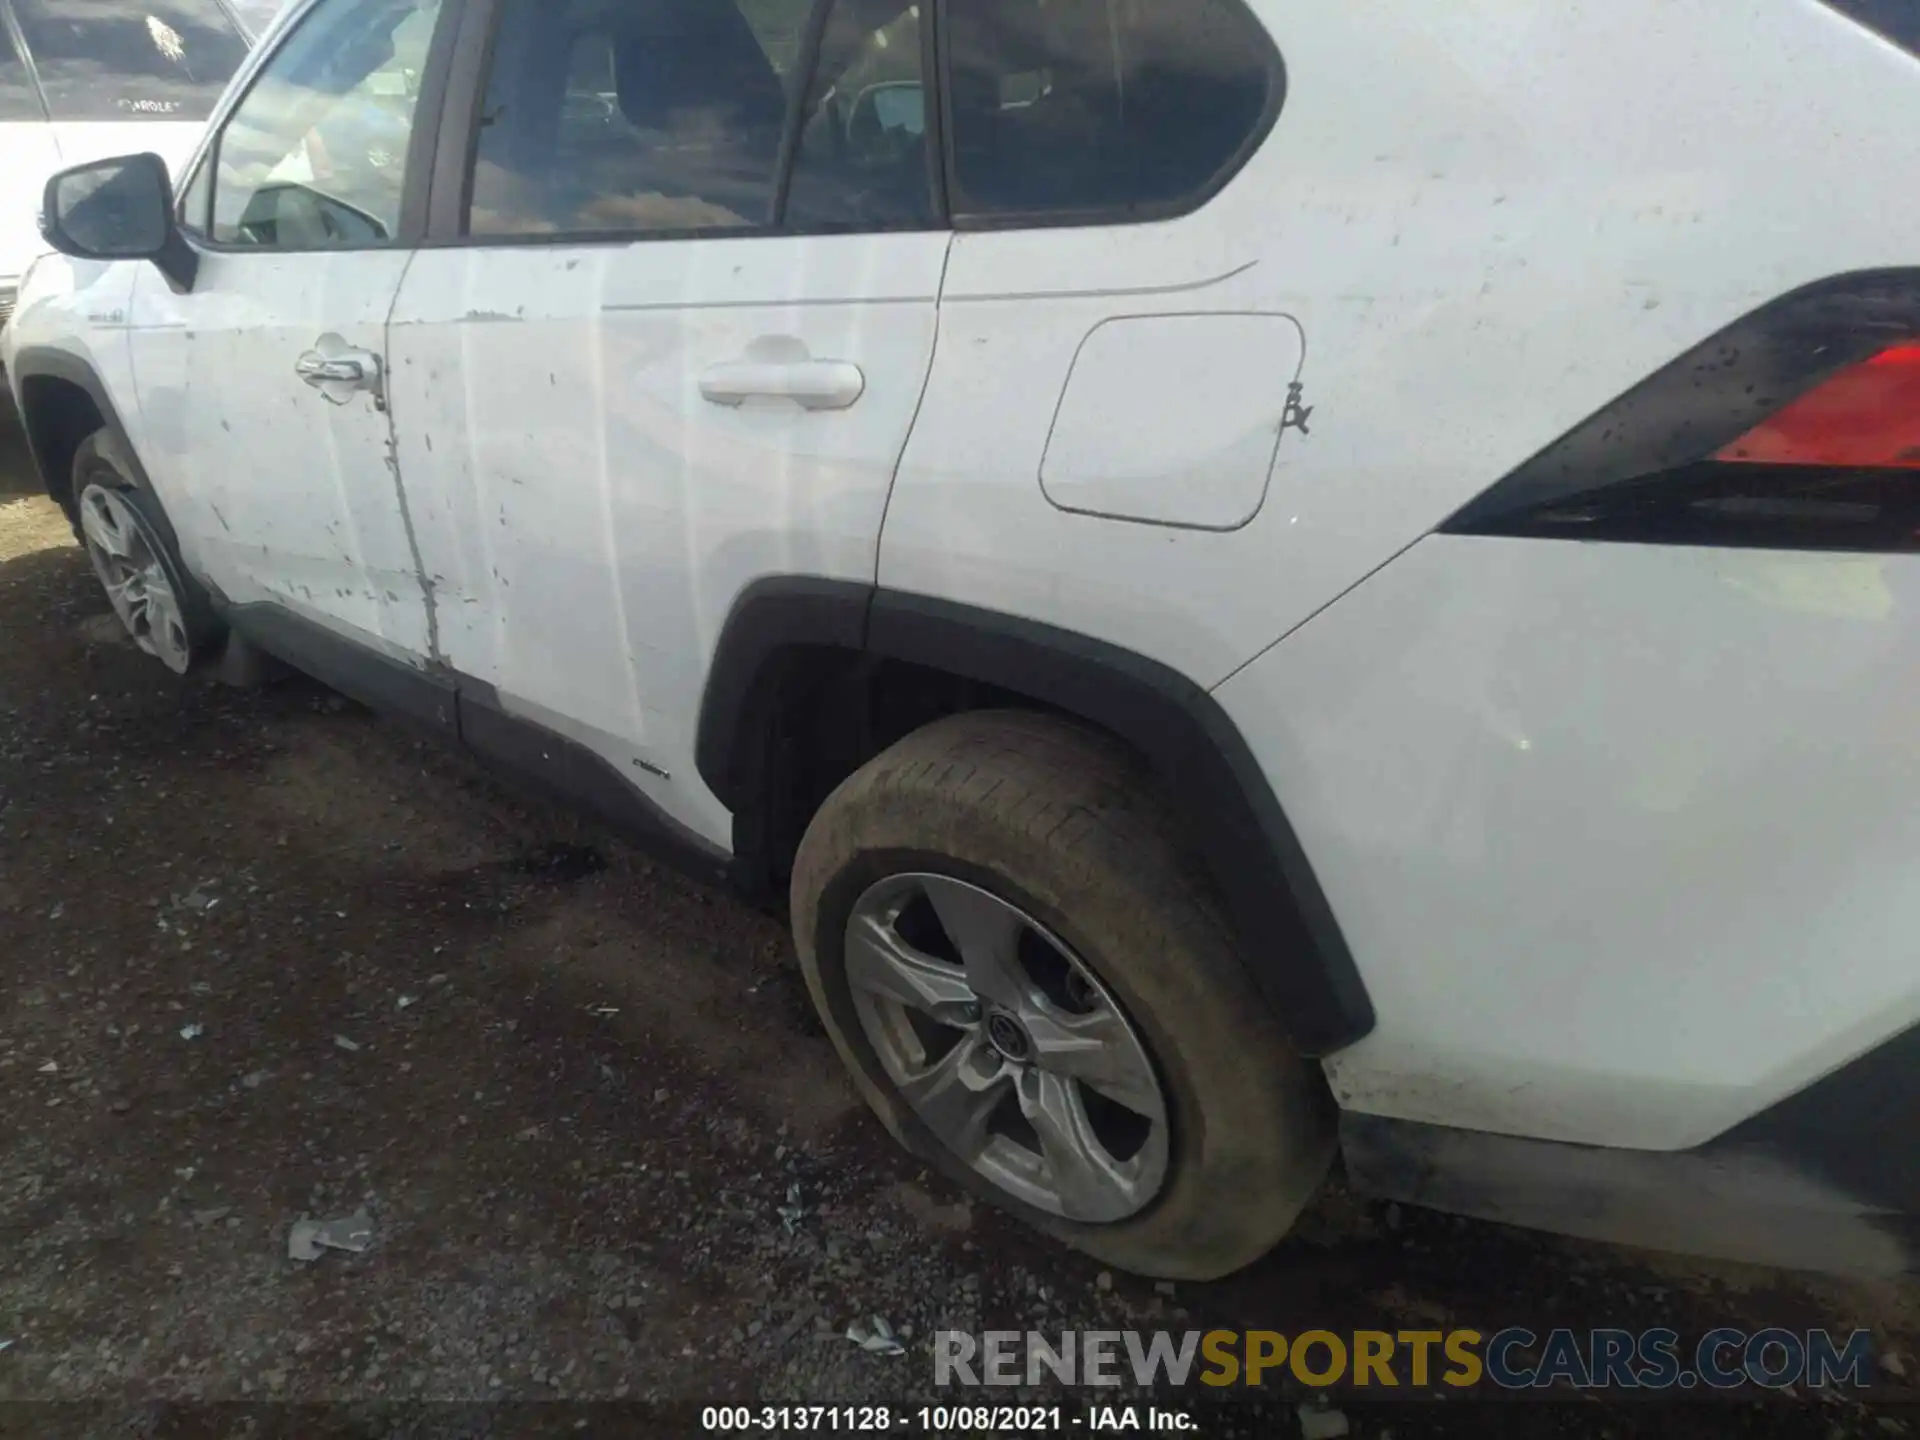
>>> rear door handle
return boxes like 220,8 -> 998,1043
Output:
699,357 -> 865,411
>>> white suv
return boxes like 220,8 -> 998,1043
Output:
0,0 -> 254,337
7,0 -> 1918,1282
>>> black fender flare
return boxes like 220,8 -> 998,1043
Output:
9,346 -> 157,514
697,579 -> 1375,1057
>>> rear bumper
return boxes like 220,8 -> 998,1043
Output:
1343,1021 -> 1919,1277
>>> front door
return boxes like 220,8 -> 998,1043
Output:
127,0 -> 446,671
385,0 -> 949,845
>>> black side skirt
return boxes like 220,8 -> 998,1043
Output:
224,604 -> 732,888
1344,1023 -> 1920,1277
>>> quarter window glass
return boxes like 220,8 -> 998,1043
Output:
210,0 -> 439,248
467,0 -> 812,238
0,21 -> 46,121
176,149 -> 213,233
784,0 -> 934,228
11,0 -> 251,122
945,0 -> 1278,220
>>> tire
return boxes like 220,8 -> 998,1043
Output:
71,428 -> 222,675
791,710 -> 1335,1280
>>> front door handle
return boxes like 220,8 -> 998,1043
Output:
700,339 -> 865,411
296,334 -> 384,407
296,355 -> 368,385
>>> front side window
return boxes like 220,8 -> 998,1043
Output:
945,0 -> 1280,221
467,0 -> 933,239
210,0 -> 440,248
0,18 -> 46,121
11,0 -> 250,122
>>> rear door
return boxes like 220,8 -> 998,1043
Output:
6,0 -> 251,177
385,0 -> 950,843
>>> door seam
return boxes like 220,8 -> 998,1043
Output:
379,247 -> 445,668
873,232 -> 955,582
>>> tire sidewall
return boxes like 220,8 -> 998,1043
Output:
75,430 -> 222,661
795,717 -> 1336,1282
802,843 -> 1210,1243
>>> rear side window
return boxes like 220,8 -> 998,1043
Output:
944,0 -> 1282,223
468,0 -> 811,237
0,19 -> 46,121
12,0 -> 251,122
1823,0 -> 1920,55
466,0 -> 934,239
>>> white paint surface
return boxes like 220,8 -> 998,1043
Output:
8,0 -> 1920,1162
384,233 -> 952,844
1222,536 -> 1920,1149
127,252 -> 431,661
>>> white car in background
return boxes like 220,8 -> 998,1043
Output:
0,0 -> 254,336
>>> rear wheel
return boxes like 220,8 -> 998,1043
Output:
791,710 -> 1334,1279
72,430 -> 220,675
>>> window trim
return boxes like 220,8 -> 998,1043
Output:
422,0 -> 494,241
421,0 -> 952,250
938,0 -> 1288,233
768,0 -> 835,224
181,0 -> 464,256
422,0 -> 1284,252
917,0 -> 951,222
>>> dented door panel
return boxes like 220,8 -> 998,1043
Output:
384,233 -> 951,849
127,254 -> 433,662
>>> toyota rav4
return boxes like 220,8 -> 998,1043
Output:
6,0 -> 1918,1280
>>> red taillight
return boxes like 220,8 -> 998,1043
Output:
1715,342 -> 1920,470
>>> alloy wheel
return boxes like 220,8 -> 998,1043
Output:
78,484 -> 193,675
844,873 -> 1170,1223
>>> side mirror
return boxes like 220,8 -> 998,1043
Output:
40,153 -> 198,292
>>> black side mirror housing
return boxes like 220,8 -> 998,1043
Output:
40,152 -> 198,293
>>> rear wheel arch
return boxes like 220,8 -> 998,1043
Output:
696,578 -> 1375,1057
791,708 -> 1336,1279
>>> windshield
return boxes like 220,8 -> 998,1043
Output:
12,0 -> 252,122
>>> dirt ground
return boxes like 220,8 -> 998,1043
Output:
1,414 -> 1916,1439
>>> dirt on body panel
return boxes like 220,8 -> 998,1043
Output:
0,420 -> 1915,1431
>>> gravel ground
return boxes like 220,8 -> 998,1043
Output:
1,416 -> 1916,1439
